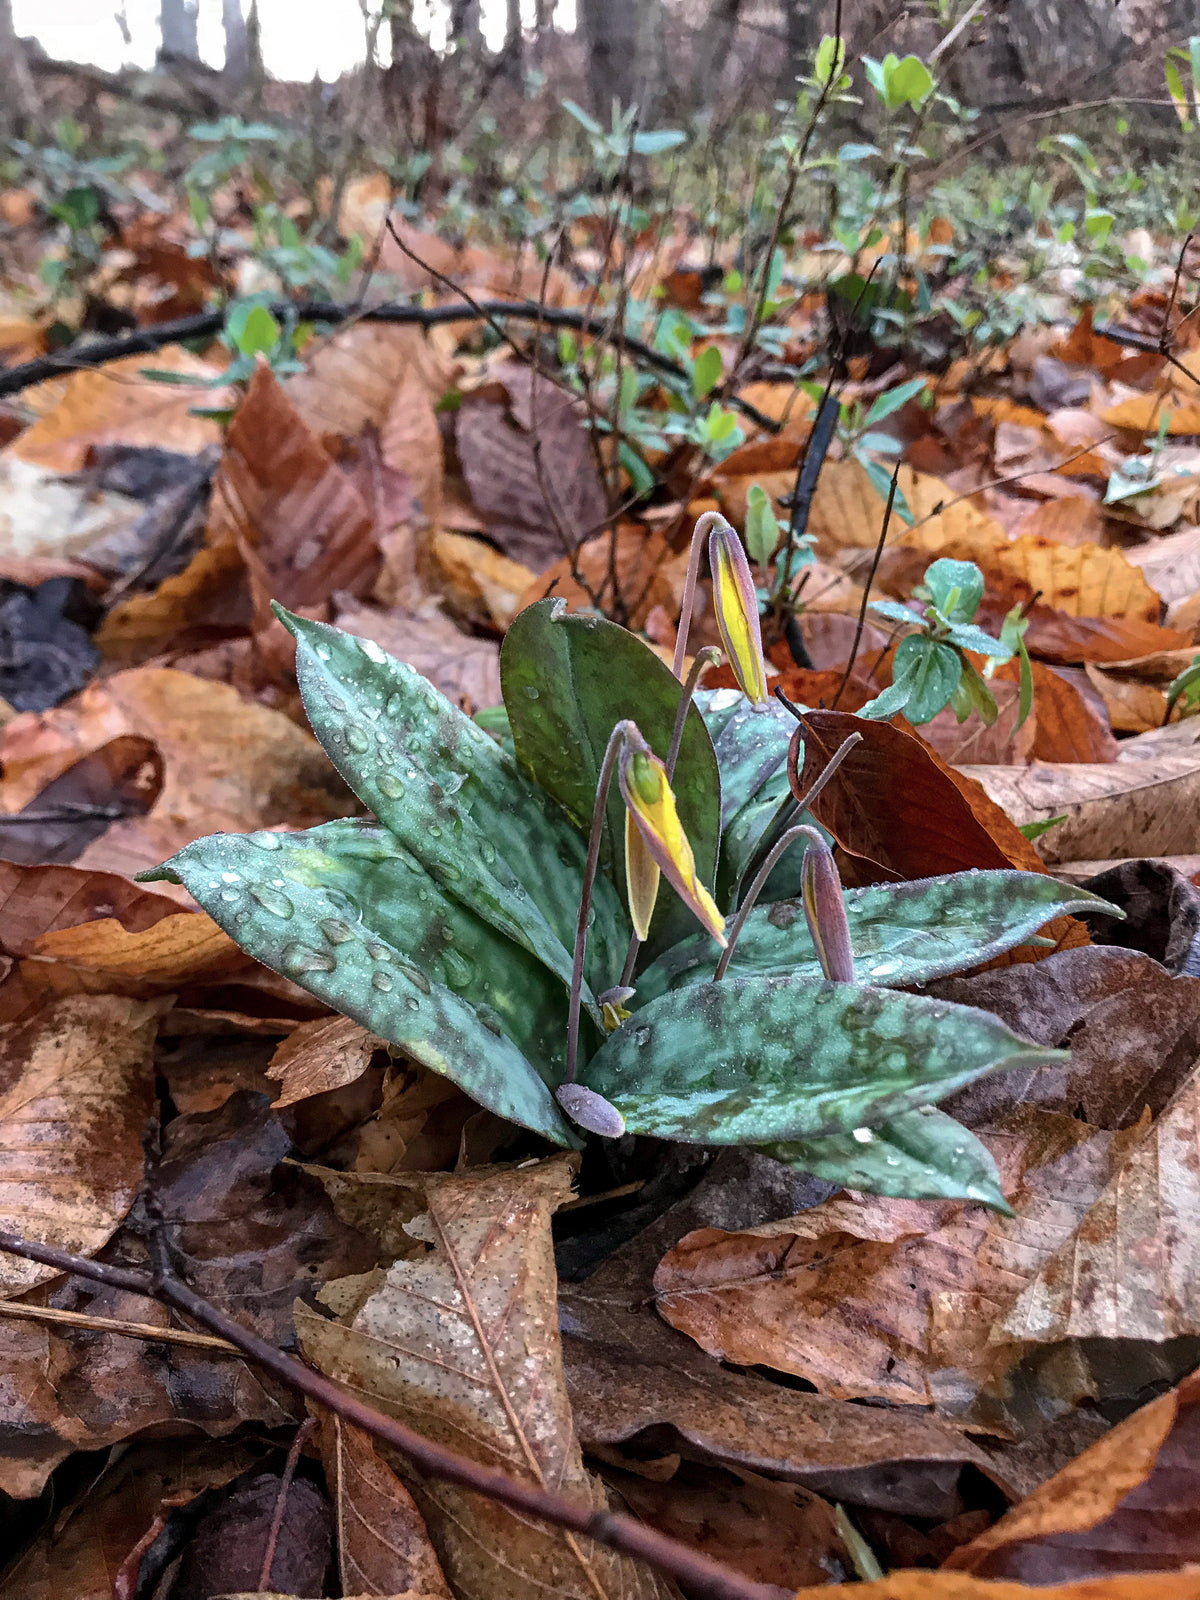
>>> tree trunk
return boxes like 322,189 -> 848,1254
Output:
689,0 -> 744,107
0,0 -> 40,133
504,0 -> 523,78
221,0 -> 250,84
781,0 -> 816,95
580,0 -> 663,116
159,0 -> 200,63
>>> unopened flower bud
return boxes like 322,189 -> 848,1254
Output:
556,1083 -> 626,1138
709,517 -> 768,706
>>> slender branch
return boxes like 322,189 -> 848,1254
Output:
0,299 -> 780,430
566,722 -> 629,1086
831,458 -> 901,710
0,1228 -> 782,1600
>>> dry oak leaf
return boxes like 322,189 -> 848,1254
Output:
286,321 -> 453,445
296,1156 -> 675,1600
652,1109 -> 1132,1415
269,1015 -> 381,1110
217,362 -> 380,616
793,1576 -> 1200,1599
961,757 -> 1200,865
319,1413 -> 453,1599
0,993 -> 160,1296
431,529 -> 536,631
997,1061 -> 1200,1349
977,539 -> 1161,623
991,658 -> 1118,765
21,909 -> 248,1000
8,345 -> 229,472
946,1367 -> 1200,1583
96,536 -> 249,666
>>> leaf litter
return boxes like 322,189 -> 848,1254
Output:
3,95 -> 1200,1600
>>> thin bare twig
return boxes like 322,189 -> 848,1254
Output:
258,1415 -> 318,1588
0,1227 -> 783,1600
831,457 -> 902,710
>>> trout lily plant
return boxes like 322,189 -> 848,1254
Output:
141,515 -> 1120,1209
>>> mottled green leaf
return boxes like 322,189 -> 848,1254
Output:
707,692 -> 794,829
278,608 -> 624,1002
638,871 -> 1122,1001
762,1108 -> 1011,1210
501,600 -> 720,895
142,830 -> 577,1146
584,974 -> 1066,1144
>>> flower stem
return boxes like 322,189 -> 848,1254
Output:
566,720 -> 630,1084
672,511 -> 732,681
715,824 -> 827,981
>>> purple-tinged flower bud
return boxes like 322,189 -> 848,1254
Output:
801,838 -> 854,983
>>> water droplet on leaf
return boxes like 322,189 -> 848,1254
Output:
372,970 -> 394,992
358,637 -> 389,664
283,943 -> 336,974
378,772 -> 405,798
251,885 -> 295,919
321,917 -> 354,944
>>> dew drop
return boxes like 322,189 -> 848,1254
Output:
219,888 -> 240,903
347,726 -> 371,753
884,1154 -> 900,1167
251,885 -> 295,919
316,646 -> 332,661
405,995 -> 420,1011
427,823 -> 443,839
634,1027 -> 652,1048
221,871 -> 241,883
283,943 -> 336,974
852,1126 -> 874,1144
480,841 -> 497,864
321,917 -> 354,944
358,637 -> 389,664
869,959 -> 902,978
324,692 -> 347,713
443,772 -> 466,796
378,772 -> 405,799
372,970 -> 394,992
442,949 -> 476,991
522,684 -> 540,700
398,960 -> 432,994
367,941 -> 392,961
438,861 -> 462,883
247,830 -> 282,851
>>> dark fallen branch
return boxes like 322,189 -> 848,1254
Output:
0,1227 -> 788,1600
0,299 -> 783,432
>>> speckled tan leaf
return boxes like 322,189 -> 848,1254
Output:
1102,388 -> 1200,434
296,1158 -> 675,1600
0,994 -> 160,1296
997,1064 -> 1200,1349
431,530 -> 535,631
9,346 -> 228,472
23,910 -> 248,997
269,1016 -> 379,1109
985,538 -> 1161,621
961,757 -> 1200,864
1125,524 -> 1200,609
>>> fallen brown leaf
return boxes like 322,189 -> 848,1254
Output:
0,994 -> 160,1295
519,525 -> 683,628
652,1109 -> 1133,1418
992,659 -> 1117,763
0,860 -> 181,952
0,667 -> 350,876
296,1157 -> 674,1600
9,346 -> 229,472
456,365 -> 609,571
269,1015 -> 381,1109
946,1367 -> 1200,1581
432,529 -> 536,630
319,1413 -> 453,1599
217,362 -> 380,616
286,321 -> 453,444
0,733 -> 162,866
794,1575 -> 1200,1598
962,757 -> 1200,864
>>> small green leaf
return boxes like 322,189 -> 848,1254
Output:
921,558 -> 983,623
1018,815 -> 1068,841
586,974 -> 1066,1144
763,1108 -> 1011,1210
885,54 -> 933,108
692,344 -> 723,400
943,621 -> 1013,661
744,484 -> 783,565
863,377 -> 929,428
